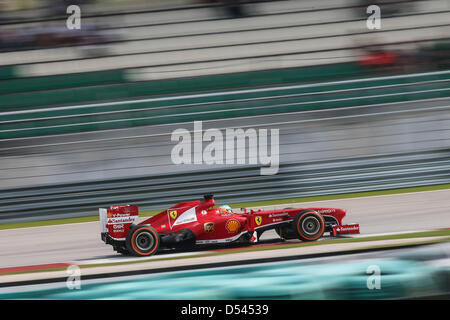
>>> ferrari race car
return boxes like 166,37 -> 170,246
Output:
100,194 -> 360,256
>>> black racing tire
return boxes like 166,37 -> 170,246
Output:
294,210 -> 325,241
126,225 -> 160,256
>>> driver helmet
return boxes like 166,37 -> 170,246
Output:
218,205 -> 233,214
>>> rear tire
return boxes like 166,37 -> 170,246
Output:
126,225 -> 160,256
294,210 -> 325,241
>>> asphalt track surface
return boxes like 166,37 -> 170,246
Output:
0,189 -> 449,269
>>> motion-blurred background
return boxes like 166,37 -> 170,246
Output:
0,0 -> 449,223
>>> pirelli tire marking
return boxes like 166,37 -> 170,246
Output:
295,211 -> 325,241
127,226 -> 160,256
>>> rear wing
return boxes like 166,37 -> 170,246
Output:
99,208 -> 108,233
99,205 -> 139,240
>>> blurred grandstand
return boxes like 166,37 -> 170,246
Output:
0,0 -> 449,222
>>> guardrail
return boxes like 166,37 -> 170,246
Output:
0,149 -> 448,223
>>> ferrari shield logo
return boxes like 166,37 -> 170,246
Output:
169,210 -> 178,220
204,222 -> 215,233
255,216 -> 262,226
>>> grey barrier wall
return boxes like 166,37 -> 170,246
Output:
0,149 -> 449,223
1,70 -> 450,222
1,85 -> 449,222
1,87 -> 449,189
1,71 -> 450,222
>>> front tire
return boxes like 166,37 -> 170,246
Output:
126,225 -> 160,256
294,210 -> 325,241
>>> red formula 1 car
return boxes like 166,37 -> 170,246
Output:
99,194 -> 360,256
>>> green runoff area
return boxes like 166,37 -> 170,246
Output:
1,183 -> 449,230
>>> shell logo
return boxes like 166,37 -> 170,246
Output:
225,219 -> 240,233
